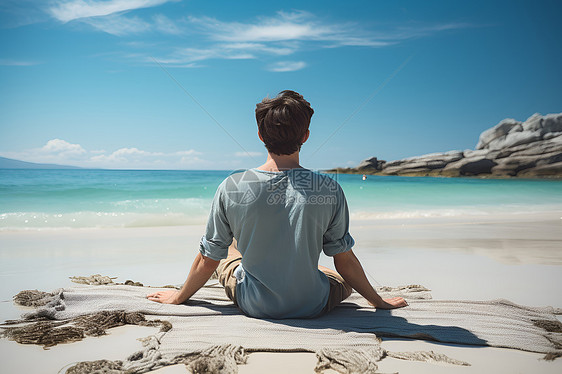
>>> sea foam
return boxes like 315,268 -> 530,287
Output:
0,210 -> 208,230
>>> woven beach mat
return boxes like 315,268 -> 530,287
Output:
1,277 -> 561,373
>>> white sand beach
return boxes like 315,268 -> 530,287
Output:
1,211 -> 561,373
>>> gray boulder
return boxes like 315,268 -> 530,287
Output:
382,151 -> 463,175
387,151 -> 463,166
476,118 -> 521,150
476,113 -> 562,151
356,157 -> 386,171
330,112 -> 562,178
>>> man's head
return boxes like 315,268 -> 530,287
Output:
255,90 -> 314,155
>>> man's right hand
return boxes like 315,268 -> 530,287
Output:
334,250 -> 410,310
369,297 -> 409,309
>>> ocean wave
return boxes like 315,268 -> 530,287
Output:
110,197 -> 210,212
350,209 -> 483,220
349,204 -> 562,220
0,211 -> 208,230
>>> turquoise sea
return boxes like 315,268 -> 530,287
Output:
1,169 -> 562,230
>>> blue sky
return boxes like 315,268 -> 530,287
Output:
0,0 -> 561,170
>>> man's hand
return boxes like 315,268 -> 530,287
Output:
147,290 -> 181,304
369,297 -> 408,309
146,253 -> 219,305
334,250 -> 409,310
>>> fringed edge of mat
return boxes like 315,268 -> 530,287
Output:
60,343 -> 474,374
0,310 -> 171,349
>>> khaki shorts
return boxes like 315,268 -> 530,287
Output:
216,256 -> 242,307
217,257 -> 352,315
320,271 -> 353,315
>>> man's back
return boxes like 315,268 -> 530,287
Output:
148,90 -> 406,314
200,168 -> 354,318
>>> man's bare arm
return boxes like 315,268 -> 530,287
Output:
333,249 -> 408,309
147,252 -> 219,304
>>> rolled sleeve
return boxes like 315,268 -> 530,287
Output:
200,183 -> 233,261
323,232 -> 355,256
199,236 -> 229,261
322,186 -> 355,257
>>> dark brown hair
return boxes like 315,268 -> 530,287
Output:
255,90 -> 314,155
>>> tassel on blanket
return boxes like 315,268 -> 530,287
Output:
64,344 -> 248,374
314,347 -> 385,374
65,360 -> 126,374
177,345 -> 248,374
386,350 -> 470,366
314,347 -> 471,373
1,309 -> 171,348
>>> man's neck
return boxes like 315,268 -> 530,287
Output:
257,152 -> 302,172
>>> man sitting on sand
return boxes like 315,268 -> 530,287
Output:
148,90 -> 407,318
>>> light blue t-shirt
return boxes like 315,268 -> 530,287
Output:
199,168 -> 354,319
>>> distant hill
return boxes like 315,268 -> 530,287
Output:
0,156 -> 82,169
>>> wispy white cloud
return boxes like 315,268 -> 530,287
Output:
186,11 -> 394,47
149,45 -> 256,66
267,61 -> 306,72
218,42 -> 295,56
90,147 -> 204,168
82,14 -> 151,35
187,11 -> 471,47
48,0 -> 176,23
153,13 -> 182,35
147,11 -> 469,69
40,139 -> 86,156
46,0 -> 178,36
1,139 -> 86,165
187,12 -> 327,42
367,22 -> 474,42
90,146 -> 205,168
90,147 -> 162,163
1,139 -> 206,169
44,5 -> 471,70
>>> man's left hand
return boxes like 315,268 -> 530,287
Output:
147,290 -> 180,304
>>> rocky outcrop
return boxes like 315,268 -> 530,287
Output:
329,113 -> 562,178
355,157 -> 386,171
